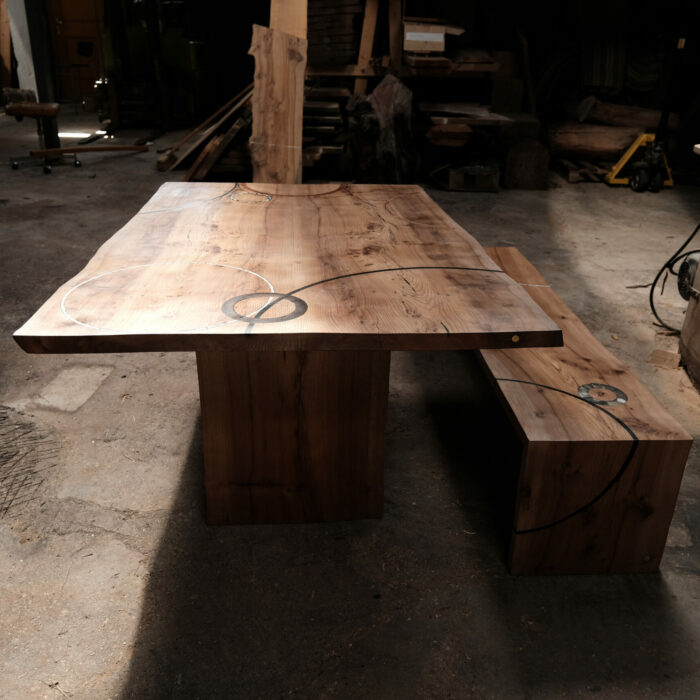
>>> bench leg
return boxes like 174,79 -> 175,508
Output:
509,439 -> 690,574
196,350 -> 390,524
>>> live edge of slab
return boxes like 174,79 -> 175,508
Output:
14,182 -> 562,354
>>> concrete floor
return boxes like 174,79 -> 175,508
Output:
1,111 -> 699,700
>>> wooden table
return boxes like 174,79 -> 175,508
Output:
15,182 -> 562,524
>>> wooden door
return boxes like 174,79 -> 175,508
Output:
47,0 -> 104,105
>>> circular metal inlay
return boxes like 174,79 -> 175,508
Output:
577,383 -> 628,406
222,292 -> 308,324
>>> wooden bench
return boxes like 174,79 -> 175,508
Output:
480,247 -> 692,575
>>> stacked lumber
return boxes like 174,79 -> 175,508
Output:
577,96 -> 679,131
307,0 -> 362,66
548,97 -> 678,167
156,85 -> 252,180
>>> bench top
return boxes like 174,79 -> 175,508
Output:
482,247 -> 691,444
14,183 -> 562,353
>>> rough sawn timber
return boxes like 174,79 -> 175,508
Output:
480,247 -> 691,574
249,25 -> 307,184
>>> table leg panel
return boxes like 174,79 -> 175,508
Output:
196,350 -> 390,524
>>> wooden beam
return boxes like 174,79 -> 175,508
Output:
0,0 -> 10,88
354,0 -> 379,94
388,0 -> 403,69
269,0 -> 307,39
30,145 -> 149,156
249,24 -> 307,184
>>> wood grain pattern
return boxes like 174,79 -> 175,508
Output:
270,0 -> 307,39
388,0 -> 403,68
14,184 -> 561,354
197,349 -> 389,523
249,25 -> 307,184
480,247 -> 691,574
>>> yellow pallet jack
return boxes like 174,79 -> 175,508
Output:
605,132 -> 674,191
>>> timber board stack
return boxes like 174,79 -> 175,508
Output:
307,0 -> 362,66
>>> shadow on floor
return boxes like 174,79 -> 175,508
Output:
120,351 -> 697,698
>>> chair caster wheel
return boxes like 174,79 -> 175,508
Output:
43,164 -> 52,174
74,159 -> 81,168
11,161 -> 19,170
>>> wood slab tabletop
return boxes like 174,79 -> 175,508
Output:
14,183 -> 562,353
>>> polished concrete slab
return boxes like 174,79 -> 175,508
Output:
1,110 -> 699,699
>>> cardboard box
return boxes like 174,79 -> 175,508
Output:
403,22 -> 464,53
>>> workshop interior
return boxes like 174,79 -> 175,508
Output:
2,0 -> 700,698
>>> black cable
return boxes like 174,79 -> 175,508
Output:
494,378 -> 639,535
649,223 -> 700,332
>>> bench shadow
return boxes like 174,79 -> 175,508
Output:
120,350 -> 698,698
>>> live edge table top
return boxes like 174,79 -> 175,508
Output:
14,182 -> 562,354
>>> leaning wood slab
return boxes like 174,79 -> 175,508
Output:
481,247 -> 692,574
249,26 -> 306,184
14,183 -> 561,354
14,184 -> 562,525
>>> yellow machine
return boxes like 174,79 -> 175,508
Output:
605,133 -> 673,191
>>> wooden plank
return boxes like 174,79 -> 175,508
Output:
388,0 -> 402,68
156,83 -> 253,171
578,96 -> 678,131
197,349 -> 389,523
187,116 -> 250,182
184,134 -> 223,182
164,90 -> 252,172
0,0 -> 11,88
13,183 -> 562,354
548,123 -> 641,161
270,0 -> 307,39
480,247 -> 692,574
30,145 -> 149,156
419,103 -> 513,124
249,25 -> 307,184
354,0 -> 379,94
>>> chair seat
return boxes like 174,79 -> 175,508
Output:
5,102 -> 60,118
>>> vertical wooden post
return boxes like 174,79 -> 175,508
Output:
0,0 -> 10,88
354,0 -> 379,94
388,0 -> 403,70
270,0 -> 307,40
